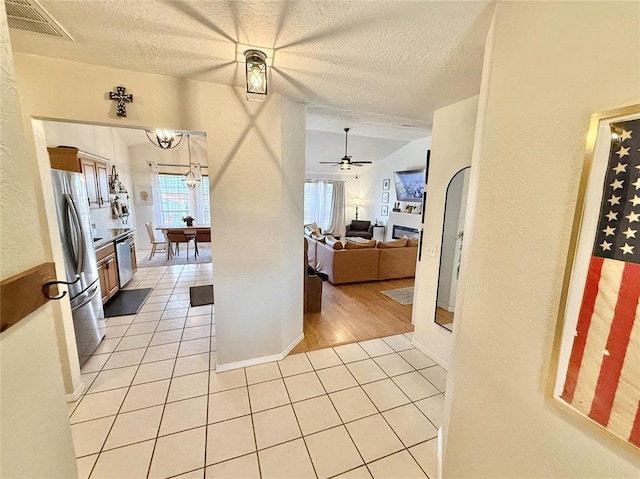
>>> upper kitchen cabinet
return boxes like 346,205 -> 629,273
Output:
48,147 -> 110,209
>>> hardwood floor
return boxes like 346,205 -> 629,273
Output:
435,307 -> 454,327
292,278 -> 414,353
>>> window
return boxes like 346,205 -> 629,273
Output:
202,176 -> 210,224
304,181 -> 334,228
157,173 -> 210,224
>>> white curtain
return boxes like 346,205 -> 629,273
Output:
307,181 -> 332,231
151,169 -> 163,237
325,181 -> 346,237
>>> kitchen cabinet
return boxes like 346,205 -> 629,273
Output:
48,147 -> 111,209
96,243 -> 119,303
81,158 -> 99,208
96,164 -> 110,208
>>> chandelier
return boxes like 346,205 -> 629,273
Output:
146,129 -> 183,149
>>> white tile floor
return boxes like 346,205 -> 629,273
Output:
69,265 -> 446,479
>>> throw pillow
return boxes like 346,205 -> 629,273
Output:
325,235 -> 343,250
377,238 -> 408,248
344,239 -> 376,249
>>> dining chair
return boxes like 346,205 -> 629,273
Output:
194,229 -> 211,257
167,230 -> 196,260
145,222 -> 168,260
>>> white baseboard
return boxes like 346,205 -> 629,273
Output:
216,332 -> 304,372
412,338 -> 450,371
66,381 -> 86,402
281,332 -> 304,358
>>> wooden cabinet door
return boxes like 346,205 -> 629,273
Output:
105,255 -> 119,297
97,260 -> 109,303
96,164 -> 110,208
98,254 -> 119,303
81,159 -> 99,209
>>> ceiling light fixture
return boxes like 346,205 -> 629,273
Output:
182,135 -> 201,190
146,129 -> 183,150
244,49 -> 268,101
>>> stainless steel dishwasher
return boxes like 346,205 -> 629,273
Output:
115,235 -> 133,287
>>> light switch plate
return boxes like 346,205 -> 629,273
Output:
425,244 -> 437,257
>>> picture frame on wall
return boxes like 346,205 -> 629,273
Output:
134,184 -> 153,206
382,178 -> 390,190
382,192 -> 389,204
553,103 -> 640,450
381,205 -> 388,216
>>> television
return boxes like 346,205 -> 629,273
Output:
393,169 -> 426,201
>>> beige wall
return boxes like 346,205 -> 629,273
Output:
444,2 -> 640,476
412,96 -> 478,368
0,4 -> 77,476
13,53 -> 305,369
357,137 -> 431,233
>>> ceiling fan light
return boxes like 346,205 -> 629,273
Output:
244,49 -> 268,102
146,129 -> 183,149
340,163 -> 351,170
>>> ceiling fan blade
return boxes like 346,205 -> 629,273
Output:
319,162 -> 340,164
352,161 -> 372,164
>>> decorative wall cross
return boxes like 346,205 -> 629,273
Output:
108,86 -> 133,117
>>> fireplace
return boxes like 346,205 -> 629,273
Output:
392,225 -> 419,239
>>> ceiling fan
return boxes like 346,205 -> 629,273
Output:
320,128 -> 372,170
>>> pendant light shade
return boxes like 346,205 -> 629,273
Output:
244,49 -> 268,101
184,168 -> 201,190
182,135 -> 201,190
146,129 -> 183,149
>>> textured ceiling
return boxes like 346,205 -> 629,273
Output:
10,0 -> 494,127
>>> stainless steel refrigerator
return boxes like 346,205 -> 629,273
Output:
51,169 -> 105,366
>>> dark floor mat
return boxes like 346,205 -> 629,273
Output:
104,288 -> 152,317
190,285 -> 214,307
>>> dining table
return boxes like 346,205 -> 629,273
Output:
156,225 -> 211,260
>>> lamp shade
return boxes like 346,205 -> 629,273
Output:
244,49 -> 268,101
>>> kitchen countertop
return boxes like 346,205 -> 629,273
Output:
93,228 -> 134,249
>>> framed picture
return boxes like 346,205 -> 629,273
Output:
382,192 -> 389,204
381,205 -> 388,216
553,103 -> 640,450
382,178 -> 390,190
134,184 -> 153,205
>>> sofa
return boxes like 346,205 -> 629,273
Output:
307,236 -> 418,285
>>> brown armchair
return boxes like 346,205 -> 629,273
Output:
345,220 -> 373,240
304,238 -> 322,314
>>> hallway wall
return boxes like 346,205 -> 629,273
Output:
412,96 -> 478,369
0,4 -> 77,476
445,2 -> 640,476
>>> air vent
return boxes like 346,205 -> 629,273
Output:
5,0 -> 73,40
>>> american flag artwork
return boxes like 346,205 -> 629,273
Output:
560,117 -> 640,449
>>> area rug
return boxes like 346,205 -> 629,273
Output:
190,285 -> 214,307
136,246 -> 212,267
104,288 -> 152,317
381,286 -> 414,305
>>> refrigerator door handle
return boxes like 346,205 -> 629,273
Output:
71,282 -> 100,312
64,193 -> 86,274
